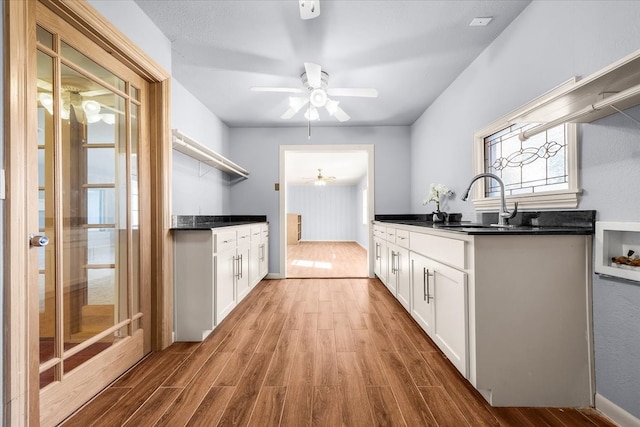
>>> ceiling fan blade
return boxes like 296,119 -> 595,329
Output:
281,108 -> 297,119
251,87 -> 303,94
331,105 -> 350,122
80,88 -> 112,97
289,96 -> 309,113
327,88 -> 378,98
299,0 -> 320,20
304,62 -> 322,88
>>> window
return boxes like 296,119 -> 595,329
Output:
472,79 -> 580,210
484,122 -> 568,197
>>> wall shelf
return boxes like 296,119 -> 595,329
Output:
512,47 -> 640,139
595,221 -> 640,283
172,129 -> 249,179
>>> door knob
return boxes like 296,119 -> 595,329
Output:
29,234 -> 49,247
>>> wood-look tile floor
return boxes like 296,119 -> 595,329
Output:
62,278 -> 614,427
287,241 -> 368,278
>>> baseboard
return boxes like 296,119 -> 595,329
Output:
265,273 -> 283,279
595,393 -> 640,427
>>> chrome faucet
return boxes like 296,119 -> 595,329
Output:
461,173 -> 518,227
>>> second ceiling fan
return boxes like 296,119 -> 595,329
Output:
251,62 -> 378,123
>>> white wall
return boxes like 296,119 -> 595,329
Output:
229,125 -> 411,274
356,175 -> 369,248
288,184 -> 358,241
410,0 -> 640,419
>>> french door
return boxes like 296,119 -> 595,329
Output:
33,4 -> 151,425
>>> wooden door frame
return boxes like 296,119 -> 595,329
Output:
4,1 -> 173,424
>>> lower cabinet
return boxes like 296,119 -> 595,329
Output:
388,243 -> 410,309
174,222 -> 268,342
410,252 -> 467,376
373,236 -> 388,286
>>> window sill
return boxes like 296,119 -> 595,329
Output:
471,189 -> 581,211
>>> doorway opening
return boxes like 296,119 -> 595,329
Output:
279,145 -> 375,278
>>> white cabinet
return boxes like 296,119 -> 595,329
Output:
409,247 -> 467,377
250,224 -> 270,287
373,225 -> 389,286
259,225 -> 269,278
174,222 -> 269,341
410,253 -> 434,336
376,219 -> 594,408
388,228 -> 410,309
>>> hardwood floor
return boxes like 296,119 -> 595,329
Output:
287,241 -> 368,278
62,278 -> 614,427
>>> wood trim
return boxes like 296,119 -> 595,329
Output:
4,1 -> 38,425
38,0 -> 169,82
149,79 -> 173,351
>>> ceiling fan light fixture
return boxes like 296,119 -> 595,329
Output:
314,179 -> 326,186
325,99 -> 339,115
310,88 -> 327,107
38,93 -> 54,115
304,106 -> 319,121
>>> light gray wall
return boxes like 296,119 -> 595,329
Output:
410,0 -> 640,418
288,184 -> 358,241
171,80 -> 231,215
228,125 -> 411,274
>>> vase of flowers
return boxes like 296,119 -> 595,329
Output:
423,183 -> 453,222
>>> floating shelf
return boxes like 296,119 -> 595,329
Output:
512,47 -> 640,138
595,221 -> 640,283
172,129 -> 249,179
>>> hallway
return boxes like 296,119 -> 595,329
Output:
62,278 -> 612,426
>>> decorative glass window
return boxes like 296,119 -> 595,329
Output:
484,122 -> 568,197
472,79 -> 580,210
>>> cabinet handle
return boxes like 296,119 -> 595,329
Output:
375,243 -> 380,260
391,251 -> 397,274
425,269 -> 435,303
423,267 -> 428,302
239,254 -> 243,279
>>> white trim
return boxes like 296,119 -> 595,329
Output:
595,393 -> 640,427
279,144 -> 375,279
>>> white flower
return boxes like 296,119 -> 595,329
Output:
422,183 -> 453,210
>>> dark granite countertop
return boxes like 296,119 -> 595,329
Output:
171,215 -> 268,230
374,210 -> 596,236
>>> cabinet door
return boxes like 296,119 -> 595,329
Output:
236,245 -> 251,302
395,246 -> 410,311
410,253 -> 434,335
259,240 -> 268,278
215,248 -> 237,325
374,237 -> 388,285
387,245 -> 399,295
431,259 -> 467,377
249,241 -> 260,287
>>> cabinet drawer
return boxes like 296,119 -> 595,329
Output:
373,225 -> 386,239
395,229 -> 410,248
386,227 -> 397,243
250,225 -> 263,242
410,232 -> 465,269
237,227 -> 251,246
214,230 -> 237,253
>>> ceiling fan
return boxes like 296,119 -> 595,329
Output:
250,62 -> 378,123
305,169 -> 336,186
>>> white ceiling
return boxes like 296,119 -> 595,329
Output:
134,0 -> 531,128
134,0 -> 530,185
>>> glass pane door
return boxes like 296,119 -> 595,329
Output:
36,24 -> 143,389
